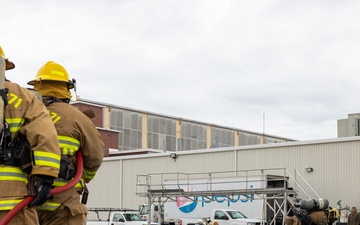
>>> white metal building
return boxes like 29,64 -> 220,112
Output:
86,136 -> 360,212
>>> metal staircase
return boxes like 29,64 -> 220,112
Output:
136,168 -> 320,225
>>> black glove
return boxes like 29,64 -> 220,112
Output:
29,175 -> 54,207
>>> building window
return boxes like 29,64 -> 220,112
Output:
210,127 -> 234,148
239,132 -> 260,146
181,122 -> 207,150
147,115 -> 176,151
356,118 -> 360,136
110,109 -> 142,150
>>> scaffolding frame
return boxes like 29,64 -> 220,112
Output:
136,168 -> 320,225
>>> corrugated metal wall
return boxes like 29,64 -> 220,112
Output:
86,137 -> 360,210
87,160 -> 123,207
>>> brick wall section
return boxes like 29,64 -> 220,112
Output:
98,130 -> 119,157
71,102 -> 103,127
72,102 -> 119,156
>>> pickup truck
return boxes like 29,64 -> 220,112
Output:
87,208 -> 158,225
178,209 -> 265,225
208,209 -> 265,225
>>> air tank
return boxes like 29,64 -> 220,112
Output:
298,199 -> 329,210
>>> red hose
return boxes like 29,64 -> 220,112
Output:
0,151 -> 84,225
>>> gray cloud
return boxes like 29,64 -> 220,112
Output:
1,0 -> 360,141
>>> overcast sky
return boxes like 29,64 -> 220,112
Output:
1,1 -> 359,141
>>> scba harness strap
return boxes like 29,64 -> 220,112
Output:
42,96 -> 70,106
42,96 -> 76,181
0,123 -> 33,173
0,88 -> 33,173
0,88 -> 13,163
0,121 -> 14,162
0,88 -> 8,105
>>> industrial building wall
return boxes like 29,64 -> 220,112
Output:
75,99 -> 296,153
86,137 -> 360,210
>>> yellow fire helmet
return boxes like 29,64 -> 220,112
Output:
0,46 -> 15,70
328,207 -> 339,219
27,61 -> 74,89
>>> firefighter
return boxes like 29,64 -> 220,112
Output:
347,207 -> 359,225
0,46 -> 61,224
27,61 -> 105,225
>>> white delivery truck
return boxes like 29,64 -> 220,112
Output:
139,175 -> 288,225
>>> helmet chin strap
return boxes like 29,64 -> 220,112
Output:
70,78 -> 79,101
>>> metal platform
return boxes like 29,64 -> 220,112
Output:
141,187 -> 297,199
136,168 -> 320,225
